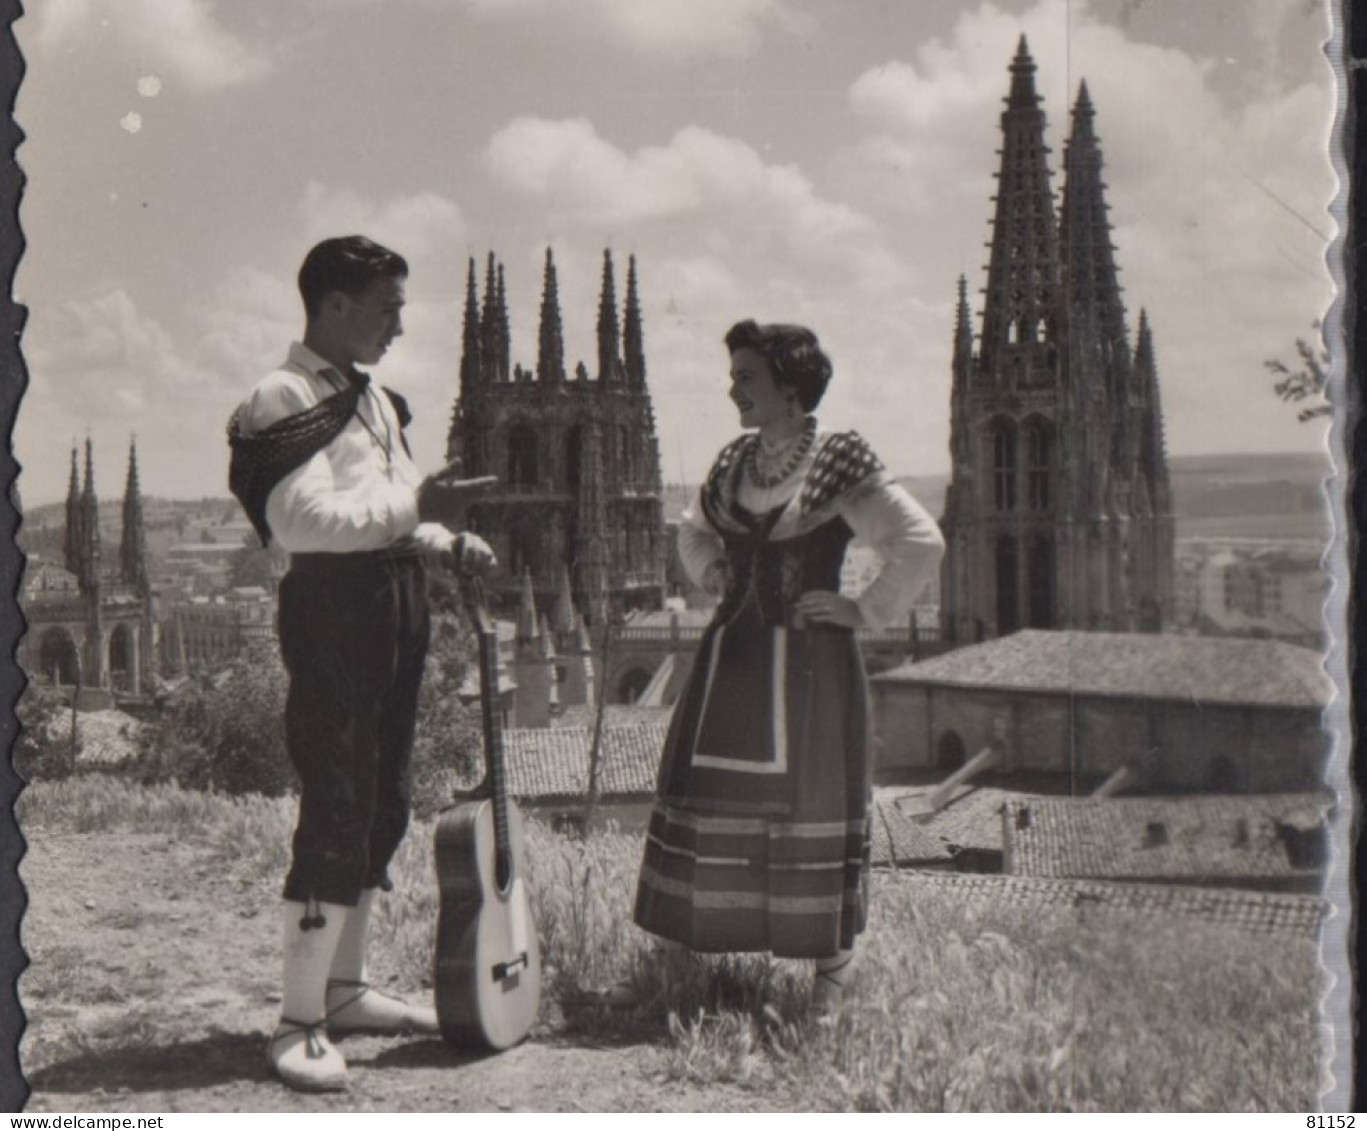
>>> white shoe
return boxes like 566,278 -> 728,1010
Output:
268,1018 -> 349,1092
326,979 -> 439,1035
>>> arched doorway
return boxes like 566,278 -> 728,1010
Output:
936,730 -> 966,772
37,627 -> 80,686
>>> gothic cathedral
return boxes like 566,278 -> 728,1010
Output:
940,39 -> 1176,645
448,248 -> 667,622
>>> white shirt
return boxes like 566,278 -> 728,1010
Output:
677,432 -> 945,629
235,341 -> 454,555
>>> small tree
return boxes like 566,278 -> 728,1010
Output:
13,679 -> 80,782
1265,323 -> 1332,422
145,640 -> 294,795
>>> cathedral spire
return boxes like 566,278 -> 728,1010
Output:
554,564 -> 577,636
596,249 -> 622,384
953,274 -> 974,369
517,567 -> 540,642
449,257 -> 483,461
980,36 -> 1063,376
460,257 -> 482,395
623,254 -> 646,387
537,247 -> 566,384
80,437 -> 101,592
948,275 -> 974,478
495,262 -> 511,382
1133,309 -> 1173,513
480,252 -> 498,383
120,438 -> 147,592
63,444 -> 82,578
1061,80 -> 1129,366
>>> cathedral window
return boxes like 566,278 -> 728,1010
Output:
506,425 -> 539,489
1025,419 -> 1052,510
566,427 -> 582,492
991,422 -> 1017,511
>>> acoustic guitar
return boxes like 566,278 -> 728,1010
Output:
434,574 -> 541,1050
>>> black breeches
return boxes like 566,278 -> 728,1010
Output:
276,552 -> 430,906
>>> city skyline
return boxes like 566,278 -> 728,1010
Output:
13,0 -> 1339,506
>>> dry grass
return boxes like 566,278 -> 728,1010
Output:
18,778 -> 1325,1111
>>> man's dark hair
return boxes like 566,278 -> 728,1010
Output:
298,236 -> 409,319
724,319 -> 833,412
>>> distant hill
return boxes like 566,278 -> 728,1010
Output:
20,451 -> 1333,566
886,452 -> 1332,544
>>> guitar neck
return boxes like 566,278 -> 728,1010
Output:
466,577 -> 514,885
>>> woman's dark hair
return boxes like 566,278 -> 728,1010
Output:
724,320 -> 832,412
298,235 -> 409,319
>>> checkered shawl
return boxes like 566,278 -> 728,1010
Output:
700,428 -> 887,539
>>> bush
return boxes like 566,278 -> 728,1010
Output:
13,679 -> 79,782
142,640 -> 294,796
140,606 -> 483,806
410,610 -> 483,819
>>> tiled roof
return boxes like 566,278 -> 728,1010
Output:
880,871 -> 1327,938
1004,794 -> 1331,881
459,723 -> 668,802
872,630 -> 1331,709
877,784 -> 1033,853
552,704 -> 674,730
869,798 -> 955,866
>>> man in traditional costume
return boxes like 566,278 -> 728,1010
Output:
228,235 -> 495,1091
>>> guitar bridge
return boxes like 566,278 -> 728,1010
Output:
492,953 -> 530,982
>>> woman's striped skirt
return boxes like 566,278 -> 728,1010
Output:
633,615 -> 872,958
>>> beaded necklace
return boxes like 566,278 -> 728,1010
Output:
746,416 -> 816,488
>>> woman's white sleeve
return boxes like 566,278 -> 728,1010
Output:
676,490 -> 727,588
842,480 -> 945,629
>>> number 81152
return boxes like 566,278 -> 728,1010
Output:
1307,1117 -> 1354,1127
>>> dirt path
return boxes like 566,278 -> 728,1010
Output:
17,830 -> 786,1113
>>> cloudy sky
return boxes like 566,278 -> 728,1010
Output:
12,0 -> 1339,505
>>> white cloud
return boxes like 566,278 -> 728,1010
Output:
460,0 -> 802,58
296,182 -> 467,266
484,118 -> 872,241
31,0 -> 272,92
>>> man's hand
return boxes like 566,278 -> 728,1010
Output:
418,462 -> 497,524
453,532 -> 496,576
422,531 -> 496,576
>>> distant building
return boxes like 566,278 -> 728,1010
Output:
871,630 -> 1331,793
464,722 -> 669,835
20,440 -> 155,700
939,42 -> 1175,644
1193,546 -> 1328,649
1002,794 -> 1330,894
167,586 -> 275,671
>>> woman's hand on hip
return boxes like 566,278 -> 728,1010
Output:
794,589 -> 864,628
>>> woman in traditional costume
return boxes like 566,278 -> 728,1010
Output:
632,320 -> 944,1011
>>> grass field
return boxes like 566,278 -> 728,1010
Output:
17,778 -> 1327,1111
